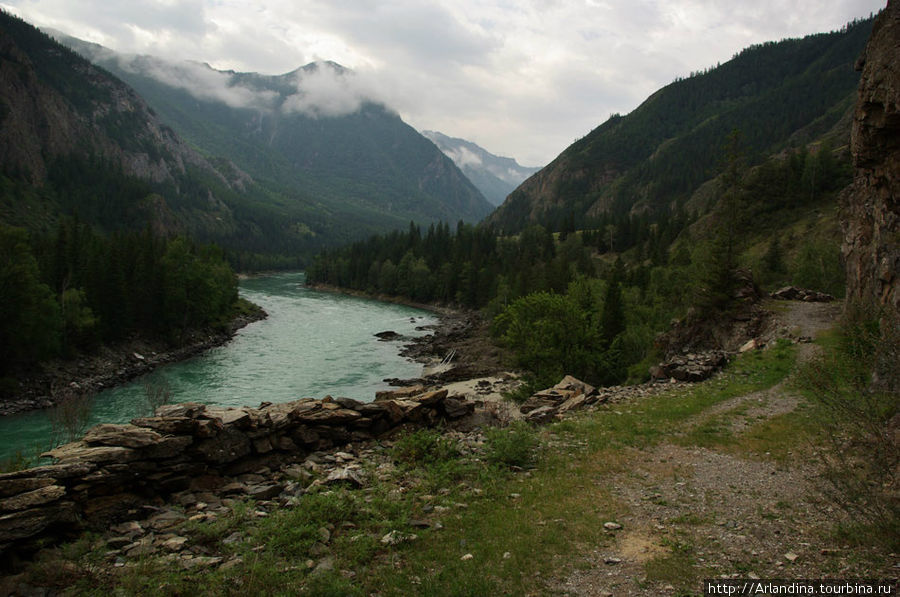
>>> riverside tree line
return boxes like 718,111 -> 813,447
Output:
0,218 -> 239,386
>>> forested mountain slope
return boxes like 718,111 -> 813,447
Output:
486,18 -> 874,233
58,37 -> 493,233
0,10 -> 241,239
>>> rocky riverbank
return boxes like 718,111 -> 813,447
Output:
0,306 -> 268,417
308,281 -> 517,386
395,311 -> 513,385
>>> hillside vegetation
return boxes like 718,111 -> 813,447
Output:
486,18 -> 872,235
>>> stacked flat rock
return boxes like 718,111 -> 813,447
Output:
520,376 -> 602,423
0,390 -> 473,555
659,351 -> 729,382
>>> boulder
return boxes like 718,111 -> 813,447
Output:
155,403 -> 208,418
131,416 -> 198,435
288,400 -> 322,420
0,463 -> 95,483
413,389 -> 448,406
260,402 -> 295,429
442,397 -> 474,419
553,375 -> 596,398
83,424 -> 162,448
557,393 -> 588,414
0,485 -> 66,512
660,351 -> 728,382
142,435 -> 194,460
43,443 -> 139,465
739,338 -> 759,353
0,477 -> 55,498
293,408 -> 362,425
375,385 -> 425,402
80,493 -> 143,524
334,397 -> 365,410
0,503 -> 78,544
205,407 -> 252,429
194,419 -> 224,438
524,405 -> 558,424
193,428 -> 252,464
519,395 -> 562,414
247,484 -> 283,500
324,467 -> 367,488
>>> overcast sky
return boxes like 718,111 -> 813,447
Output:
1,0 -> 885,166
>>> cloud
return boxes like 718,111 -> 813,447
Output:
1,0 -> 886,165
282,65 -> 386,118
444,146 -> 483,170
119,56 -> 281,111
112,52 -> 389,119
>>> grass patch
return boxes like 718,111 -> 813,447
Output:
730,408 -> 815,462
483,421 -> 539,468
643,539 -> 698,590
551,339 -> 797,454
392,428 -> 459,465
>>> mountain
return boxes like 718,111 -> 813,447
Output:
0,10 -> 375,265
486,18 -> 875,233
421,131 -> 541,206
54,35 -> 493,236
0,10 -> 243,239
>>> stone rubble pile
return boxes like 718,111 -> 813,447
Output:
770,286 -> 834,302
655,351 -> 730,383
0,389 -> 474,555
519,376 -> 603,423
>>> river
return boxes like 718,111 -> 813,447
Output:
0,272 -> 437,464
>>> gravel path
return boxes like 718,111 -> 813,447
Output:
555,300 -> 896,596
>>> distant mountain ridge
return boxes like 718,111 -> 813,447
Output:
486,17 -> 875,233
55,35 -> 494,235
421,131 -> 541,206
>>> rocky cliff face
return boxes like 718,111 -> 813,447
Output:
0,13 -> 224,187
0,11 -> 243,240
842,1 -> 900,314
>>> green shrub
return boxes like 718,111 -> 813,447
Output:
791,238 -> 845,296
796,303 -> 899,548
484,421 -> 539,468
0,450 -> 33,473
392,429 -> 459,465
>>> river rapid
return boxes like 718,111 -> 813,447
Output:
1,272 -> 437,463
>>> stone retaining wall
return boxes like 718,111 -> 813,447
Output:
0,390 -> 473,556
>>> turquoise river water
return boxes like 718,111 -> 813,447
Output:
0,272 -> 437,463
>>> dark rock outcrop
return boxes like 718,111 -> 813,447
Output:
843,1 -> 900,315
771,286 -> 835,302
659,351 -> 729,382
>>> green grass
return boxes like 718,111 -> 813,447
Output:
643,538 -> 698,590
552,339 -> 797,454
